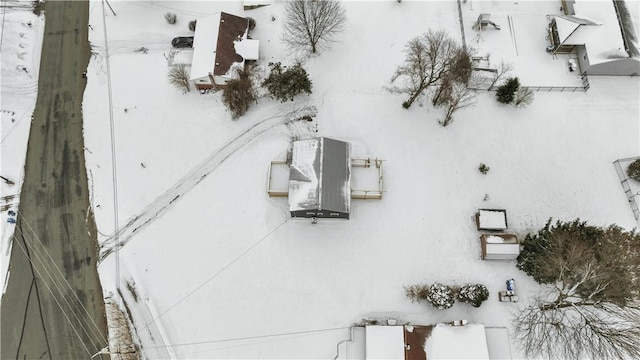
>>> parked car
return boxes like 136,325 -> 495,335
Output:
172,36 -> 194,48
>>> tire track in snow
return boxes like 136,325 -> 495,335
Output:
98,106 -> 316,264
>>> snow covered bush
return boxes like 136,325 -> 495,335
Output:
189,20 -> 197,31
222,68 -> 255,119
165,12 -> 177,25
478,163 -> 490,174
496,77 -> 520,104
248,17 -> 256,31
627,159 -> 640,182
426,283 -> 455,309
404,284 -> 430,303
262,62 -> 312,102
457,284 -> 489,307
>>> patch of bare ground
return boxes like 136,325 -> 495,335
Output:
105,296 -> 141,360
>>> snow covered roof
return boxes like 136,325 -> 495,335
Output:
365,326 -> 405,360
477,209 -> 507,230
424,324 -> 490,360
190,12 -> 250,81
485,242 -> 520,256
234,39 -> 260,60
288,137 -> 351,214
554,0 -> 628,64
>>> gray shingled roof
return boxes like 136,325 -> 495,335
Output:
288,137 -> 351,214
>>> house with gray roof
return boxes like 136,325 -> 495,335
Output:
288,137 -> 351,219
548,0 -> 640,76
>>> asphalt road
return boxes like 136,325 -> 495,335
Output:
1,1 -> 109,359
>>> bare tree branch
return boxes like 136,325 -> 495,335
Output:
390,30 -> 460,108
282,0 -> 346,55
168,63 -> 190,93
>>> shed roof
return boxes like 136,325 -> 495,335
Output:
288,137 -> 351,214
477,209 -> 507,230
190,12 -> 249,81
424,324 -> 490,360
365,326 -> 405,360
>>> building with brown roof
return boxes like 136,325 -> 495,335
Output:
190,12 -> 259,91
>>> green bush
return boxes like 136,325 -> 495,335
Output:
222,69 -> 255,119
457,284 -> 489,307
426,283 -> 455,309
627,159 -> 640,182
262,62 -> 312,102
496,77 -> 520,104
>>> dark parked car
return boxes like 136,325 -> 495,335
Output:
172,36 -> 194,48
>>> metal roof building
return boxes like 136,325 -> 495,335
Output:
288,137 -> 351,219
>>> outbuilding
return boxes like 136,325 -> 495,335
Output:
475,209 -> 508,231
288,137 -> 351,219
480,233 -> 520,260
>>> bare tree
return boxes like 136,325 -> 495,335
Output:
390,30 -> 460,108
432,48 -> 472,106
515,298 -> 640,360
488,60 -> 512,90
282,0 -> 346,55
514,87 -> 534,108
514,219 -> 640,359
405,284 -> 430,303
168,63 -> 190,93
434,75 -> 480,126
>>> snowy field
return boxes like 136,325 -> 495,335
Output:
1,0 -> 639,359
1,6 -> 44,289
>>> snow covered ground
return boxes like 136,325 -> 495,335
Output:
1,0 -> 639,358
1,6 -> 44,289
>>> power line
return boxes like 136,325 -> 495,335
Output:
0,0 -> 7,50
18,215 -> 109,344
182,328 -> 351,356
145,326 -> 351,350
14,221 -> 108,350
141,218 -> 289,333
0,100 -> 36,144
11,227 -> 97,357
14,223 -> 103,346
100,0 -> 121,296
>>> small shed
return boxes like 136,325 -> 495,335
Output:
480,233 -> 520,260
288,137 -> 351,219
476,209 -> 508,231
